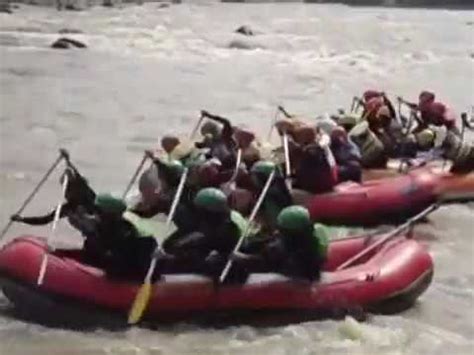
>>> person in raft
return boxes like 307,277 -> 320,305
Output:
12,173 -> 156,278
11,166 -> 97,236
405,91 -> 460,135
195,110 -> 238,170
86,194 -> 157,279
132,157 -> 192,217
293,127 -> 338,194
232,205 -> 329,281
155,188 -> 247,281
330,126 -> 362,183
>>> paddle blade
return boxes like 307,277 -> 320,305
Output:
128,282 -> 152,325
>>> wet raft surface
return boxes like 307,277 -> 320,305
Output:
0,2 -> 473,354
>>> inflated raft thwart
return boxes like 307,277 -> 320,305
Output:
0,235 -> 433,325
295,169 -> 438,226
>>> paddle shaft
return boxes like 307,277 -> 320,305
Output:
336,204 -> 439,271
143,167 -> 189,284
282,133 -> 292,191
37,174 -> 69,285
122,152 -> 149,200
189,114 -> 205,140
219,169 -> 276,283
0,153 -> 64,241
267,106 -> 281,141
228,148 -> 242,185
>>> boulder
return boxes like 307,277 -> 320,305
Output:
51,37 -> 87,49
0,2 -> 12,13
235,25 -> 254,36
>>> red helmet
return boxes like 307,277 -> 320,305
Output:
234,127 -> 255,149
363,90 -> 383,102
197,161 -> 220,188
294,126 -> 316,146
365,97 -> 384,116
418,91 -> 435,107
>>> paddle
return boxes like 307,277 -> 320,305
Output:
267,105 -> 295,141
219,169 -> 276,283
189,112 -> 205,140
128,167 -> 189,325
226,148 -> 242,190
282,133 -> 292,191
351,96 -> 364,114
461,112 -> 474,138
267,106 -> 281,141
36,173 -> 69,285
278,105 -> 293,119
335,204 -> 439,271
122,151 -> 150,200
0,149 -> 68,241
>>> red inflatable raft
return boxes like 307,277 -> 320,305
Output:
293,169 -> 438,226
0,235 -> 433,325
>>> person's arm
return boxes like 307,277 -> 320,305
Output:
201,110 -> 234,141
230,251 -> 266,269
11,202 -> 71,225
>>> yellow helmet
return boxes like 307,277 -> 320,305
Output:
415,129 -> 435,150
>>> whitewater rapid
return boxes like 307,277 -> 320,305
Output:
0,2 -> 473,354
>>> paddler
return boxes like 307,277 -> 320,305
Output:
234,126 -> 261,168
362,90 -> 396,125
195,110 -> 238,170
232,206 -> 328,281
330,126 -> 362,182
404,91 -> 460,135
156,188 -> 246,280
87,194 -> 157,279
131,157 -> 200,239
441,131 -> 474,173
290,126 -> 338,194
11,166 -> 97,234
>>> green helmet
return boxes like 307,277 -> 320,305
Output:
277,206 -> 312,232
251,160 -> 275,177
161,159 -> 185,184
95,193 -> 127,215
194,187 -> 228,213
415,129 -> 435,150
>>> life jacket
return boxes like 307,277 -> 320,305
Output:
349,121 -> 386,168
122,211 -> 160,239
420,102 -> 456,129
313,223 -> 329,260
414,129 -> 436,151
230,210 -> 259,236
363,97 -> 384,123
334,113 -> 360,132
443,133 -> 474,172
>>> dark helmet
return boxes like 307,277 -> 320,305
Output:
193,187 -> 229,213
94,193 -> 127,215
251,160 -> 275,177
158,159 -> 185,186
277,206 -> 312,232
